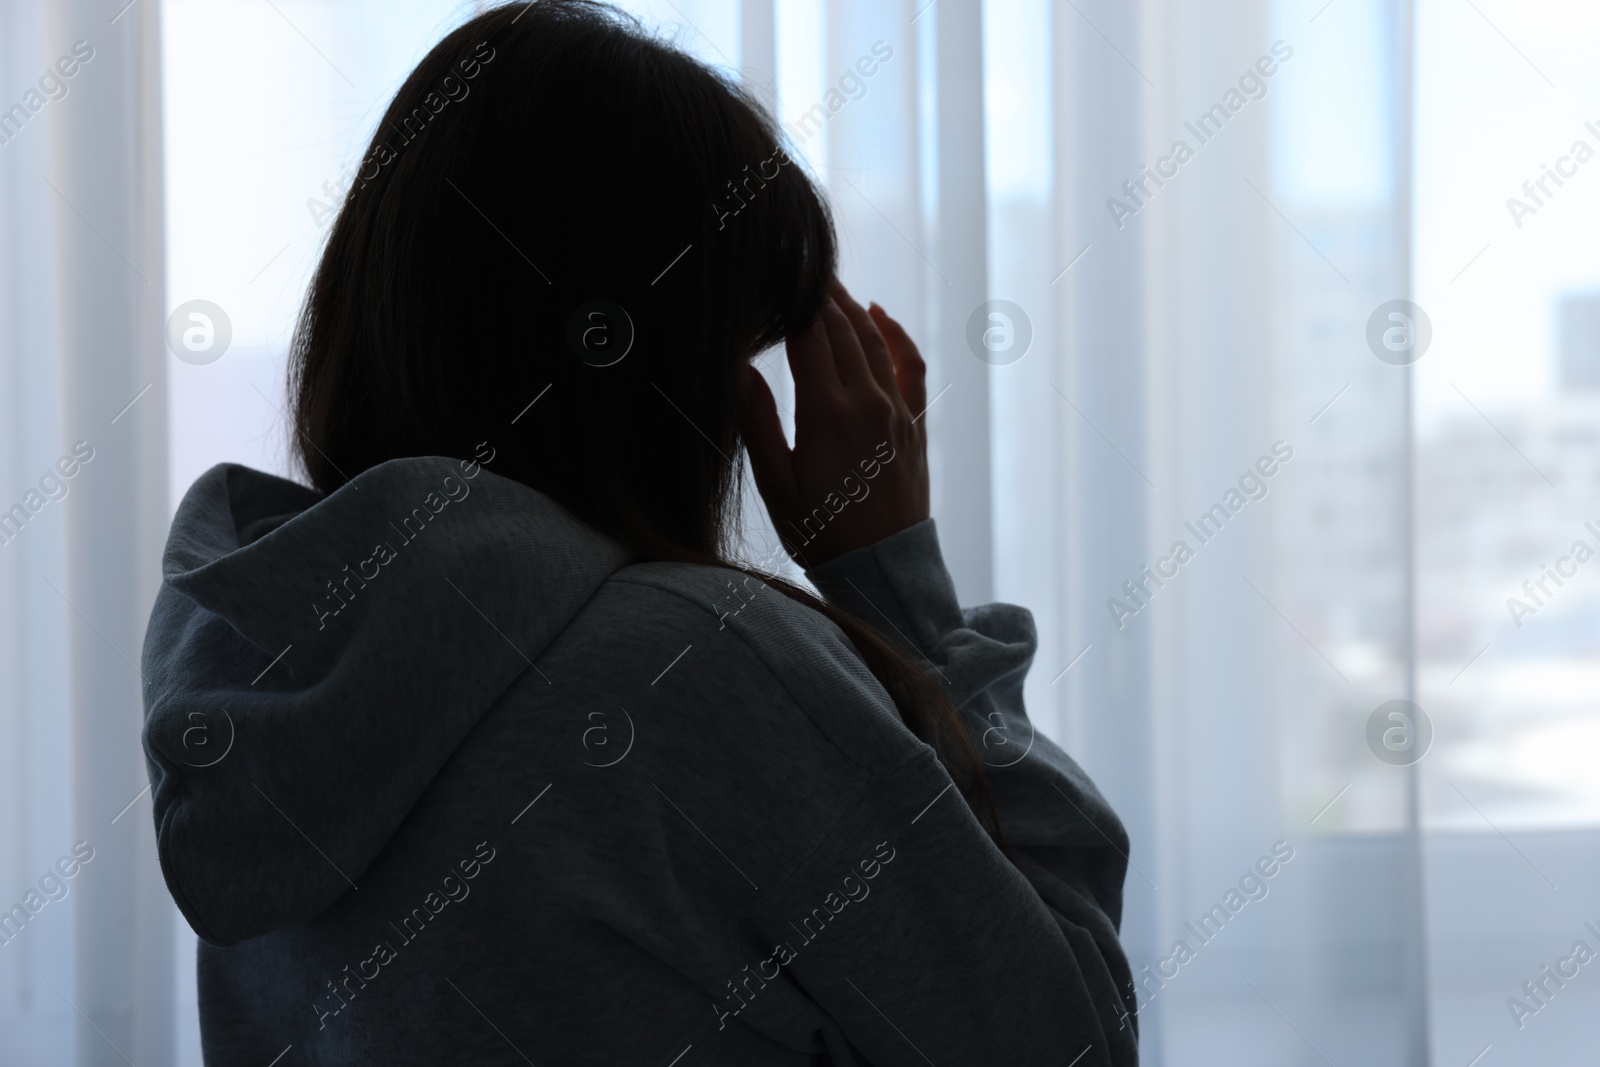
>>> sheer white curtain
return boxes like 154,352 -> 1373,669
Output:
6,1 -> 1600,1065
1,0 -> 171,1064
773,0 -> 1427,1052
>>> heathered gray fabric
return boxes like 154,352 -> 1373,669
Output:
142,456 -> 1137,1066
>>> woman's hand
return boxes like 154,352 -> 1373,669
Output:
741,280 -> 930,568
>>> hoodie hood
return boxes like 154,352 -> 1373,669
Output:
142,455 -> 633,946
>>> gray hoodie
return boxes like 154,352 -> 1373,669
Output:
142,454 -> 1137,1066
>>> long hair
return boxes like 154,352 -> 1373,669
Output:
288,0 -> 1001,844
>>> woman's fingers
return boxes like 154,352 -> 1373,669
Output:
740,365 -> 798,506
817,295 -> 871,390
785,314 -> 838,422
829,281 -> 901,405
758,291 -> 932,567
869,304 -> 926,418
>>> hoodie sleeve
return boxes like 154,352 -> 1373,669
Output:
804,519 -> 1139,1054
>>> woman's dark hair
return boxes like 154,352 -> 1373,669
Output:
288,0 -> 1000,843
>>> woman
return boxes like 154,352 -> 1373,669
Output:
140,3 -> 1136,1063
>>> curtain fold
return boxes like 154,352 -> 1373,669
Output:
1,0 -> 171,1063
1048,0 -> 1167,1057
0,1 -> 76,1060
50,0 -> 173,1064
925,0 -> 993,605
